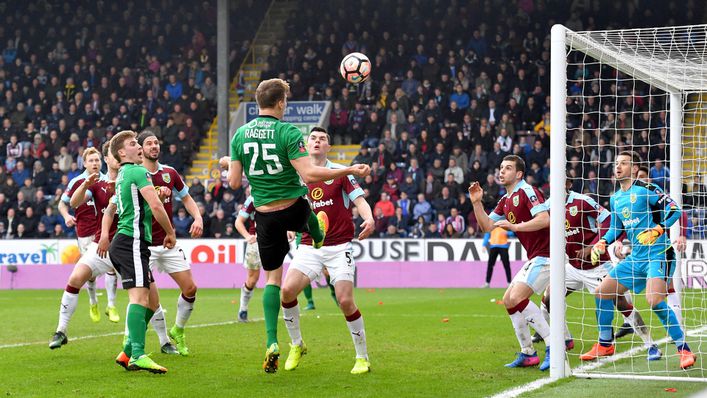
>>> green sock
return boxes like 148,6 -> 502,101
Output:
123,307 -> 153,357
123,335 -> 132,357
144,307 -> 155,330
263,284 -> 281,347
307,211 -> 323,243
303,284 -> 313,304
127,304 -> 148,359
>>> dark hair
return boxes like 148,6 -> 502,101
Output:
638,165 -> 649,175
137,130 -> 157,146
309,126 -> 331,142
502,155 -> 525,176
618,150 -> 641,165
101,141 -> 111,158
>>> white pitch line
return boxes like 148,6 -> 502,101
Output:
488,325 -> 707,398
0,317 -> 263,350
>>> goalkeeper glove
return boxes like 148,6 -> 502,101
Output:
636,225 -> 664,245
591,239 -> 607,265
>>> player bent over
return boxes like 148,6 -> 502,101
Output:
108,131 -> 176,373
280,127 -> 376,374
59,147 -> 119,323
583,151 -> 695,369
50,142 -> 121,349
470,155 -> 552,371
223,78 -> 370,373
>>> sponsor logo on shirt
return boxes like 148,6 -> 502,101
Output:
311,187 -> 324,200
508,211 -> 516,224
622,207 -> 631,219
312,198 -> 334,210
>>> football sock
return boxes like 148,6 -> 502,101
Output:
263,284 -> 281,347
176,293 -> 196,328
621,305 -> 653,347
521,300 -> 550,344
282,299 -> 302,346
127,304 -> 148,359
86,279 -> 98,305
596,297 -> 615,345
150,305 -> 171,346
307,211 -> 324,243
507,299 -> 535,355
57,285 -> 80,333
667,288 -> 683,326
303,284 -> 313,304
105,272 -> 118,307
652,301 -> 688,350
345,309 -> 368,359
240,283 -> 254,312
541,299 -> 571,340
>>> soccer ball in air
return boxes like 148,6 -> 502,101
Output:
340,52 -> 371,84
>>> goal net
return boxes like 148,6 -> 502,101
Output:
549,24 -> 707,381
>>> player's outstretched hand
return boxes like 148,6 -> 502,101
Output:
349,164 -> 370,178
247,234 -> 257,244
575,245 -> 593,260
97,236 -> 110,259
156,186 -> 171,202
164,232 -> 176,249
673,235 -> 686,253
468,182 -> 483,204
85,172 -> 100,187
64,215 -> 77,228
358,217 -> 375,240
493,220 -> 516,232
189,218 -> 204,238
591,239 -> 607,265
636,225 -> 664,245
219,156 -> 230,170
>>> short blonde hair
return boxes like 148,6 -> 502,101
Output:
82,147 -> 101,162
255,78 -> 289,109
110,130 -> 137,162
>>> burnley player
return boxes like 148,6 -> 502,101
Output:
50,142 -> 121,349
137,131 -> 203,356
536,175 -> 659,360
280,127 -> 376,374
584,151 -> 695,369
59,147 -> 119,323
469,155 -> 552,371
221,78 -> 369,373
235,187 -> 262,322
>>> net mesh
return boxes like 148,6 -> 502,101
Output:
560,24 -> 707,380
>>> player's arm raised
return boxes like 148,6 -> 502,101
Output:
69,172 -> 100,208
140,185 -> 176,249
97,201 -> 116,258
468,182 -> 495,232
353,196 -> 375,240
637,184 -> 682,245
290,156 -> 370,183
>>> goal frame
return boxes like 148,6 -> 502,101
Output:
549,24 -> 686,381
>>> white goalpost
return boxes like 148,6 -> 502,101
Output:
550,24 -> 707,382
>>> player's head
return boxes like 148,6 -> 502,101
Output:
615,150 -> 641,182
636,165 -> 650,181
102,140 -> 120,173
137,131 -> 160,162
307,127 -> 331,156
255,78 -> 289,116
82,147 -> 102,174
498,155 -> 525,188
110,130 -> 141,164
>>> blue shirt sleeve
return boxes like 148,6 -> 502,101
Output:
602,195 -> 622,244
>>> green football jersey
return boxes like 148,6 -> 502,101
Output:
115,163 -> 154,242
230,115 -> 309,207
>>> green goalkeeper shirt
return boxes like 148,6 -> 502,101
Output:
230,115 -> 309,207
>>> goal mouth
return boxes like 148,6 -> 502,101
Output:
548,24 -> 707,381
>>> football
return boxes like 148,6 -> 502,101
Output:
339,52 -> 371,84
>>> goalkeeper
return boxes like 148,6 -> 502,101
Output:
581,151 -> 695,369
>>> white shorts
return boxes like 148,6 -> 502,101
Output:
77,242 -> 117,278
149,245 -> 191,274
565,262 -> 613,294
512,256 -> 550,294
77,235 -> 95,255
289,242 -> 355,285
243,241 -> 262,270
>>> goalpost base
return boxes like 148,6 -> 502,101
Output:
573,373 -> 707,383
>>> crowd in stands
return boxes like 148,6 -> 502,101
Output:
0,0 -> 266,239
1,0 -> 705,239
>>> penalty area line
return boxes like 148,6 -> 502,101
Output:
0,317 -> 264,350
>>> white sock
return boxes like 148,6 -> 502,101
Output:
667,291 -> 683,327
282,302 -> 302,346
176,294 -> 195,328
150,305 -> 171,346
625,308 -> 654,348
539,300 -> 570,340
57,289 -> 79,333
240,284 -> 254,312
86,279 -> 98,305
522,300 -> 551,345
346,311 -> 368,359
105,273 -> 118,307
509,311 -> 535,355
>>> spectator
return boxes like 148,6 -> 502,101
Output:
374,192 -> 395,218
173,208 -> 193,238
649,159 -> 670,190
188,178 -> 206,203
444,158 -> 464,185
373,207 -> 389,237
409,216 -> 427,239
413,193 -> 433,223
446,208 -> 465,234
209,209 -> 230,238
432,187 -> 457,217
426,222 -> 441,238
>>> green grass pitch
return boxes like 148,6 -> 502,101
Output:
1,288 -> 705,397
